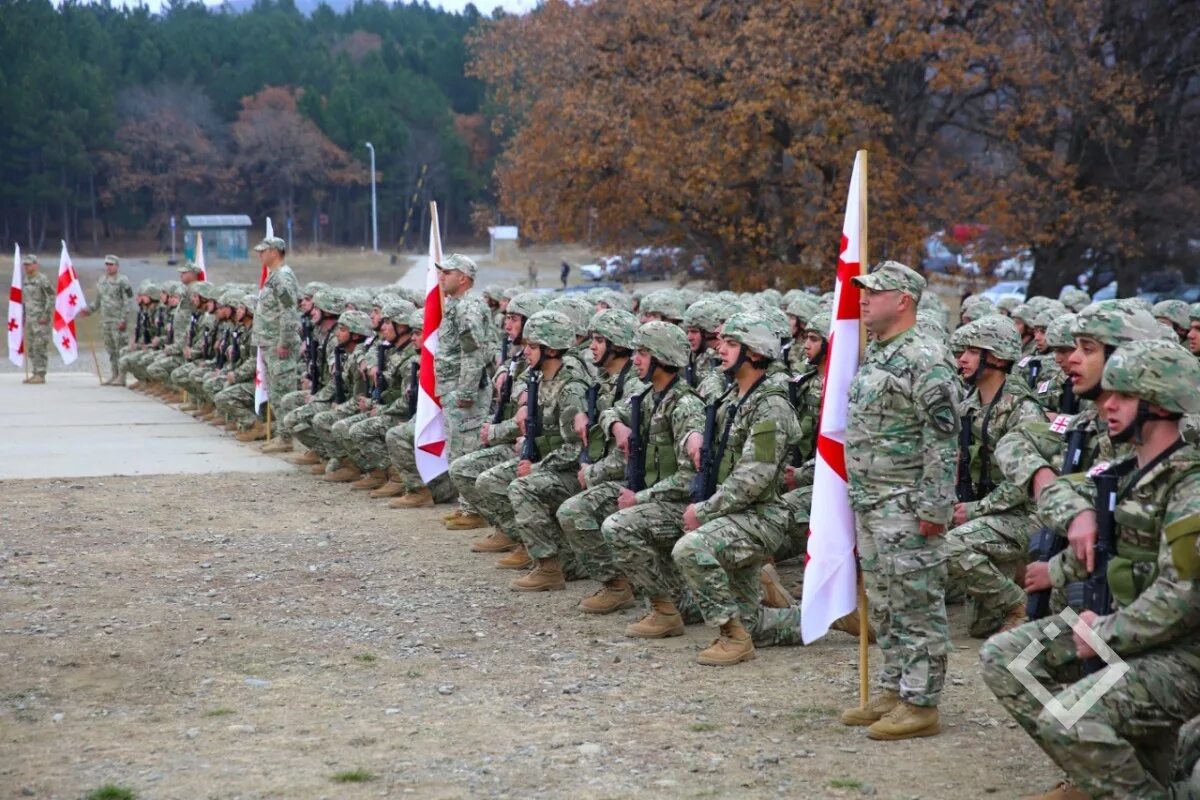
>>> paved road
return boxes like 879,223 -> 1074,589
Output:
0,373 -> 291,479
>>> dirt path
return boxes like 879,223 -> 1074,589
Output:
1,465 -> 1059,799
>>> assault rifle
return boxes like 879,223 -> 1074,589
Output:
406,361 -> 419,417
956,412 -> 975,502
1066,466 -> 1121,674
579,383 -> 601,465
333,346 -> 346,404
1026,428 -> 1090,619
372,343 -> 389,403
520,372 -> 542,463
690,385 -> 737,503
624,387 -> 650,491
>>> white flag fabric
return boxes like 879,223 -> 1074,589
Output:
52,240 -> 87,364
195,231 -> 208,282
414,204 -> 449,482
254,217 -> 271,413
801,151 -> 867,644
8,244 -> 24,367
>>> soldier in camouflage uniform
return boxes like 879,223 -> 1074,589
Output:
942,316 -> 1047,637
20,254 -> 54,384
1059,286 -> 1091,314
274,288 -> 343,456
839,261 -> 960,741
252,235 -> 301,442
981,338 -> 1200,800
670,311 -> 801,665
145,282 -> 192,397
682,299 -> 724,390
784,293 -> 820,376
214,293 -> 265,440
297,310 -> 371,480
1187,303 -> 1200,362
124,281 -> 167,389
84,255 -> 134,384
1013,301 -> 1068,409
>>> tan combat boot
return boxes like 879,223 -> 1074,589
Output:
350,469 -> 388,491
579,578 -> 636,614
287,450 -> 321,466
309,462 -> 327,475
625,597 -> 685,638
235,421 -> 267,443
495,545 -> 532,570
998,602 -> 1028,633
442,510 -> 463,522
840,689 -> 900,726
322,462 -> 362,483
760,563 -> 792,609
28,374 -> 45,384
224,420 -> 239,432
470,531 -> 517,553
696,618 -> 755,666
445,512 -> 487,530
390,486 -> 433,508
370,469 -> 406,498
866,701 -> 940,740
510,558 -> 566,592
261,437 -> 293,454
831,609 -> 877,643
1022,782 -> 1090,800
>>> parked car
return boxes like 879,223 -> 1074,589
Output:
979,280 -> 1028,303
920,234 -> 957,274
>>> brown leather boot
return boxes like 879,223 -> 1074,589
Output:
27,374 -> 45,384
625,597 -> 685,638
998,602 -> 1028,633
445,512 -> 487,530
470,531 -> 518,553
579,578 -> 636,614
510,558 -> 566,592
370,471 -> 406,498
350,469 -> 388,491
309,462 -> 327,475
442,510 -> 463,522
760,563 -> 792,609
696,618 -> 755,666
261,436 -> 293,454
840,689 -> 900,726
1022,782 -> 1090,800
224,420 -> 239,432
287,450 -> 321,466
495,545 -> 532,570
322,462 -> 362,483
831,609 -> 877,643
390,486 -> 433,508
866,701 -> 940,740
235,421 -> 267,443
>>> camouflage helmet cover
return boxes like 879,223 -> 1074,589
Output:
1071,300 -> 1160,347
506,291 -> 546,319
589,309 -> 639,350
721,311 -> 781,360
953,315 -> 1022,362
1044,313 -> 1077,349
1102,338 -> 1200,413
804,311 -> 832,337
523,310 -> 576,351
632,320 -> 690,368
336,310 -> 374,337
1153,299 -> 1191,330
683,298 -> 726,333
639,289 -> 687,321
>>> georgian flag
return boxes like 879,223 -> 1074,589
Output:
52,240 -> 87,364
195,230 -> 208,282
8,244 -> 23,367
801,151 -> 867,643
254,218 -> 272,413
414,202 -> 449,482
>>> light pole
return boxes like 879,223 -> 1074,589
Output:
365,142 -> 378,253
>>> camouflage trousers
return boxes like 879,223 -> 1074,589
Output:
100,320 -> 126,375
450,443 -> 515,511
146,352 -> 183,385
509,466 -> 582,561
287,400 -> 331,453
345,413 -> 403,472
856,500 -> 951,707
672,505 -> 787,630
123,348 -> 158,382
385,421 -> 455,500
264,352 -> 300,437
318,406 -> 368,461
214,381 -> 257,430
25,319 -> 49,376
945,507 -> 1038,638
272,389 -> 308,436
557,481 -> 623,583
602,500 -> 704,624
775,485 -> 813,565
980,618 -> 1200,799
1174,715 -> 1200,799
442,387 -> 491,513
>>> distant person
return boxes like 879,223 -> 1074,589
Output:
252,235 -> 301,442
21,254 -> 54,384
83,255 -> 134,384
527,260 -> 538,288
560,260 -> 570,289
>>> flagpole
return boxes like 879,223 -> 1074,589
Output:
855,149 -> 870,710
265,402 -> 272,441
87,333 -> 103,384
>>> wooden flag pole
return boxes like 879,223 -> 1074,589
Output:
856,149 -> 871,710
265,402 -> 273,441
87,333 -> 104,384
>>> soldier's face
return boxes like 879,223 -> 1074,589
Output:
957,347 -> 982,378
22,262 -> 36,277
589,334 -> 608,364
523,343 -> 543,369
1188,322 -> 1200,355
438,268 -> 462,294
503,314 -> 524,341
632,348 -> 652,379
180,273 -> 196,285
686,328 -> 703,353
859,288 -> 902,335
717,336 -> 742,371
168,296 -> 180,307
1052,347 -> 1072,370
803,332 -> 825,362
1068,337 -> 1105,393
1033,328 -> 1047,351
1014,319 -> 1028,338
218,306 -> 232,320
336,326 -> 351,344
371,308 -> 383,328
300,298 -> 314,313
413,332 -> 424,350
235,307 -> 247,322
1102,392 -> 1140,437
105,262 -> 118,276
788,315 -> 801,339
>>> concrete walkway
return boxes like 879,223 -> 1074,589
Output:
0,373 -> 291,480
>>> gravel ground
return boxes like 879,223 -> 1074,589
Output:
1,463 -> 1061,800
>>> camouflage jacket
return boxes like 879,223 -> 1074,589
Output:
435,294 -> 494,397
229,324 -> 257,383
686,347 -> 721,390
693,376 -> 800,532
251,265 -> 300,351
1014,352 -> 1066,410
957,376 -> 1046,520
332,344 -> 371,413
846,325 -> 960,524
697,367 -> 731,402
784,340 -> 809,376
379,340 -> 421,419
490,353 -> 532,445
789,364 -> 823,465
22,271 -> 54,323
1058,443 -> 1200,659
165,302 -> 199,356
92,273 -> 133,322
524,354 -> 590,475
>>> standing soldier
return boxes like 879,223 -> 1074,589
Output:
20,254 -> 54,384
84,255 -> 134,384
252,235 -> 301,442
840,261 -> 960,741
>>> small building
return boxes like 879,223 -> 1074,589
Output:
488,225 -> 519,261
183,215 -> 253,261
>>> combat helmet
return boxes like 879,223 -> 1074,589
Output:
1071,300 -> 1160,348
337,310 -> 374,338
632,321 -> 690,368
721,311 -> 780,361
954,315 -> 1022,362
1102,339 -> 1200,443
589,309 -> 639,351
523,310 -> 576,351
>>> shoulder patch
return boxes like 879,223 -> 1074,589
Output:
1018,356 -> 1032,367
1037,380 -> 1051,394
751,420 -> 778,462
1087,461 -> 1111,478
919,382 -> 958,434
1165,514 -> 1200,580
1049,414 -> 1073,434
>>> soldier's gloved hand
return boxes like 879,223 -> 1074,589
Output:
918,520 -> 945,538
617,487 -> 638,510
516,459 -> 532,478
1067,510 -> 1098,572
577,467 -> 588,490
1072,610 -> 1100,659
685,431 -> 702,468
573,412 -> 589,442
683,504 -> 701,532
612,422 -> 632,456
1024,562 -> 1051,592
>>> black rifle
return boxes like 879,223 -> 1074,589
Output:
333,346 -> 346,404
1060,381 -> 1079,415
133,309 -> 145,345
185,312 -> 198,348
166,317 -> 175,345
956,411 -> 975,502
200,327 -> 213,359
976,402 -> 998,498
1066,466 -> 1121,674
690,384 -> 741,503
499,336 -> 509,368
1026,358 -> 1042,389
520,372 -> 542,463
230,329 -> 241,365
685,358 -> 697,388
579,382 -> 601,465
625,386 -> 651,491
215,328 -> 230,368
788,371 -> 817,466
155,306 -> 166,341
1026,428 -> 1090,620
493,359 -> 515,424
406,361 -> 419,417
141,309 -> 153,345
372,343 -> 389,403
301,316 -> 314,359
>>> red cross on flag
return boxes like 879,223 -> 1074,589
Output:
7,244 -> 23,367
52,240 -> 87,364
414,201 -> 448,482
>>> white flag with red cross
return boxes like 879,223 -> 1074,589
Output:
52,240 -> 87,364
195,230 -> 208,282
801,151 -> 867,643
253,218 -> 272,413
414,202 -> 449,482
8,244 -> 23,367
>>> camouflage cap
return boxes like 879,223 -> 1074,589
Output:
1044,313 -> 1077,349
21,254 -> 38,265
1059,287 -> 1092,313
381,299 -> 417,325
722,311 -> 780,360
639,289 -> 687,321
336,309 -> 374,337
103,254 -> 120,266
954,315 -> 1022,362
785,293 -> 820,324
523,310 -> 576,351
633,320 -> 690,368
302,281 -> 328,298
1153,299 -> 1191,330
851,260 -> 925,301
589,308 -> 639,350
804,311 -> 832,337
683,298 -> 726,333
1071,300 -> 1160,347
436,253 -> 477,279
253,236 -> 286,253
1103,338 -> 1200,413
218,288 -> 243,308
507,291 -> 547,320
545,296 -> 591,337
408,308 -> 425,332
